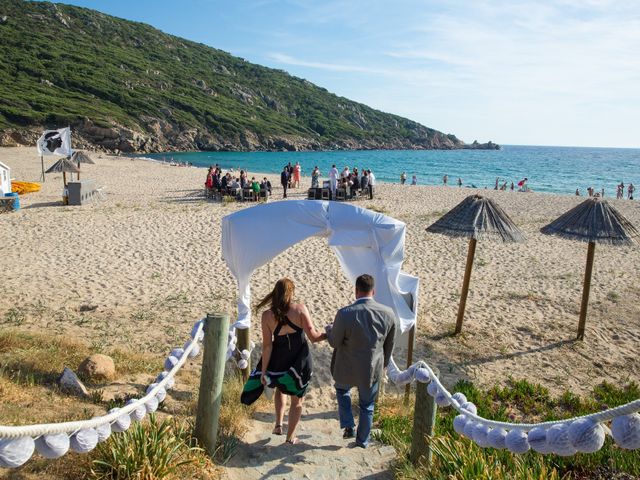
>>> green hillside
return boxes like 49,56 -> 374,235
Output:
0,0 -> 496,152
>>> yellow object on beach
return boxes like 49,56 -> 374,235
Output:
11,181 -> 41,195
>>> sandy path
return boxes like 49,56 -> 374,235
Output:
224,404 -> 395,480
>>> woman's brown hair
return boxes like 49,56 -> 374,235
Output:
255,278 -> 295,324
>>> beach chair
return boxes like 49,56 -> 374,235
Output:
336,188 -> 346,201
321,188 -> 330,200
307,188 -> 316,200
260,187 -> 268,202
242,188 -> 252,201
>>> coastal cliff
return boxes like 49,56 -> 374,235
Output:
0,0 -> 499,153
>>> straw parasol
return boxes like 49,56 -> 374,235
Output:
45,157 -> 80,187
71,151 -> 94,180
426,194 -> 525,334
541,197 -> 639,340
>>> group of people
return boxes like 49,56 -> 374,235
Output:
205,165 -> 272,201
577,182 -> 635,200
241,274 -> 395,448
280,164 -> 376,200
399,172 -> 418,185
326,165 -> 375,200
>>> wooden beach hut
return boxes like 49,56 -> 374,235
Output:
541,197 -> 639,340
426,194 -> 525,334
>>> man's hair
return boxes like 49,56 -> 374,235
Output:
355,274 -> 374,293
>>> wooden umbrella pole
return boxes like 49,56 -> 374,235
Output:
455,238 -> 477,335
577,241 -> 596,340
63,171 -> 67,187
403,325 -> 415,404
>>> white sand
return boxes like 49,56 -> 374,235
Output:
1,146 -> 639,411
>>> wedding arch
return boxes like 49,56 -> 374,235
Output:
221,200 -> 419,335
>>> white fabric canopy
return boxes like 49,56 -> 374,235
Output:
221,200 -> 419,333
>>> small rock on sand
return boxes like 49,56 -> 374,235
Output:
78,354 -> 116,381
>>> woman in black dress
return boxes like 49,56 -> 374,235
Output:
252,278 -> 326,444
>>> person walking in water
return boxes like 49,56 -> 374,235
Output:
400,172 -> 407,185
457,177 -> 462,187
629,183 -> 635,200
443,174 -> 448,185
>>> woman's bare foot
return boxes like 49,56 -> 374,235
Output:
285,437 -> 298,445
272,424 -> 283,435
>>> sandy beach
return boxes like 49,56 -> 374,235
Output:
1,146 -> 639,417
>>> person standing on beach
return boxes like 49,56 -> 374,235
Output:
400,172 -> 407,185
281,166 -> 289,199
495,177 -> 500,190
293,162 -> 301,189
510,181 -> 514,191
311,166 -> 320,188
360,171 -> 369,195
457,177 -> 462,187
368,169 -> 376,199
629,183 -> 635,200
329,164 -> 339,200
443,174 -> 448,185
411,174 -> 417,186
326,274 -> 396,448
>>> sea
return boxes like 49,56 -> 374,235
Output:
142,145 -> 640,196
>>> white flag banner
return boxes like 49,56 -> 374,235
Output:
36,128 -> 72,156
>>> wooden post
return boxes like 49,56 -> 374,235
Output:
236,326 -> 251,381
40,155 -> 45,182
404,325 -> 415,404
410,367 -> 438,466
195,312 -> 230,458
577,242 -> 596,340
455,238 -> 477,334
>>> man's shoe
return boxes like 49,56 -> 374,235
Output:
343,427 -> 355,439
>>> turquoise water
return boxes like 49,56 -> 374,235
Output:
143,145 -> 640,196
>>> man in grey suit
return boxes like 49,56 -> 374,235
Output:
327,274 -> 396,448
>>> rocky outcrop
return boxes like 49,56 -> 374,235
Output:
463,140 -> 501,150
0,121 -> 497,153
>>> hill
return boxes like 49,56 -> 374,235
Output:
0,0 -> 498,152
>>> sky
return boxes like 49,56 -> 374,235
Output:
53,0 -> 640,148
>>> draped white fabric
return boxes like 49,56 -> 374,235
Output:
221,200 -> 419,333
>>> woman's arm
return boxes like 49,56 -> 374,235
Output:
260,311 -> 274,384
299,304 -> 326,343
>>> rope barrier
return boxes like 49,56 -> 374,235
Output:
386,356 -> 640,454
0,318 -> 205,468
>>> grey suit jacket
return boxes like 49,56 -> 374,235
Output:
327,297 -> 396,389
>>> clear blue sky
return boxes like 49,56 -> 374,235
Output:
53,0 -> 640,148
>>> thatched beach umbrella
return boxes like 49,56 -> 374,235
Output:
426,194 -> 525,334
71,151 -> 94,180
541,197 -> 639,340
45,157 -> 80,187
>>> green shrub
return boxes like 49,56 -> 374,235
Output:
91,414 -> 204,479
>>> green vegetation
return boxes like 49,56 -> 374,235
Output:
91,415 -> 213,480
0,0 -> 464,151
376,378 -> 640,479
